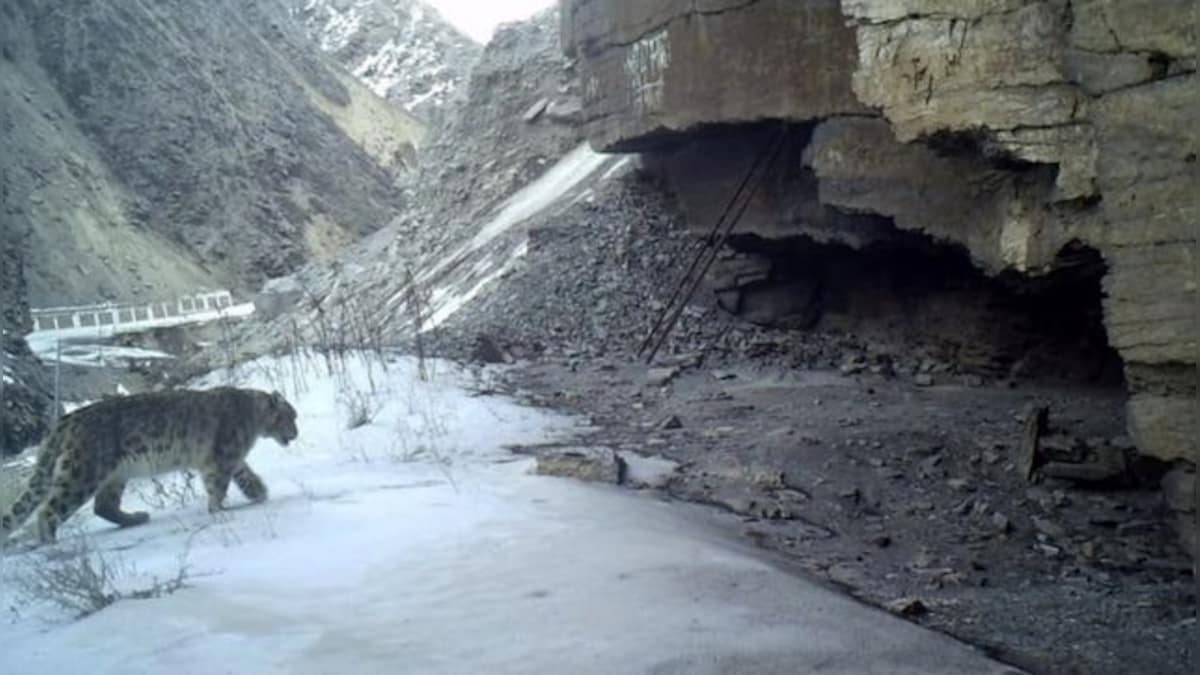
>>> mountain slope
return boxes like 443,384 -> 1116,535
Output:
289,0 -> 481,125
222,8 -> 593,362
1,0 -> 424,306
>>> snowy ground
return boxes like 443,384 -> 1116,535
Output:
28,344 -> 175,370
0,352 -> 1018,675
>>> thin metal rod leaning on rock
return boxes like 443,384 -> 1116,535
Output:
641,124 -> 790,364
1018,404 -> 1048,482
1191,12 -> 1200,639
1190,60 -> 1200,648
1191,17 -> 1200,647
638,127 -> 784,360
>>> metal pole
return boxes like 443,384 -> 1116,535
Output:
644,126 -> 789,365
1191,0 -> 1200,644
1191,0 -> 1200,646
2,164 -> 9,451
0,330 -> 7,452
407,267 -> 427,382
1192,89 -> 1200,665
637,126 -> 785,359
52,338 -> 61,422
1190,166 -> 1200,675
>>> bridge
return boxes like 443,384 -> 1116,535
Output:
27,289 -> 255,343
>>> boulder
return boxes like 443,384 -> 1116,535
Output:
617,451 -> 680,489
645,366 -> 680,387
534,446 -> 625,484
1161,466 -> 1197,514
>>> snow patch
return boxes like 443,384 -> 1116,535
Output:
31,344 -> 175,369
618,451 -> 680,489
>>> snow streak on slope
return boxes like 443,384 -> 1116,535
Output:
0,354 -> 1017,675
388,143 -> 622,331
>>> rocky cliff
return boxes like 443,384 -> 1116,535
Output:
0,224 -> 53,457
1,0 -> 424,307
564,0 -> 1197,545
287,0 -> 481,126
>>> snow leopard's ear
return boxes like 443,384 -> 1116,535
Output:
269,390 -> 288,409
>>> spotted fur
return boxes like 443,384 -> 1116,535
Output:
1,387 -> 298,545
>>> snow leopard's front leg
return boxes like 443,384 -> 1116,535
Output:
232,462 -> 269,504
201,461 -> 235,513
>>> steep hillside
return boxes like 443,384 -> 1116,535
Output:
288,0 -> 481,126
1,0 -> 424,307
228,7 -> 587,358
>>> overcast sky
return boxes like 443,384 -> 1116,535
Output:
424,0 -> 556,43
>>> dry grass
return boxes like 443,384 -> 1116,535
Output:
5,531 -> 194,621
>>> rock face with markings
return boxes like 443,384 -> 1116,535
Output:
562,1 -> 1198,541
564,0 -> 866,151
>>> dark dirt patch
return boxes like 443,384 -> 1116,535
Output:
504,356 -> 1196,675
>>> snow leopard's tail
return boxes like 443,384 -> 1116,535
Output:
0,445 -> 57,544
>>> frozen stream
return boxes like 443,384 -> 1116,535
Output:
0,354 -> 1018,675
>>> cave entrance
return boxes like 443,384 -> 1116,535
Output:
717,231 -> 1124,388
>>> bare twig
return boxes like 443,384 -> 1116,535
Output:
7,531 -> 195,621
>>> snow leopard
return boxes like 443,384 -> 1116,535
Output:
0,387 -> 298,545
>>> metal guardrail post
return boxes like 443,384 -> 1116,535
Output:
0,330 -> 6,449
51,338 -> 61,423
1191,2 -> 1200,649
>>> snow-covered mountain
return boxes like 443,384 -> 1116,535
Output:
289,0 -> 482,124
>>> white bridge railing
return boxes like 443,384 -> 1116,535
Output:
27,289 -> 254,341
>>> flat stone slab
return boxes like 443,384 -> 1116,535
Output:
534,446 -> 625,484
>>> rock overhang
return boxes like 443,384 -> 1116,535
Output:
562,0 -> 1199,476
